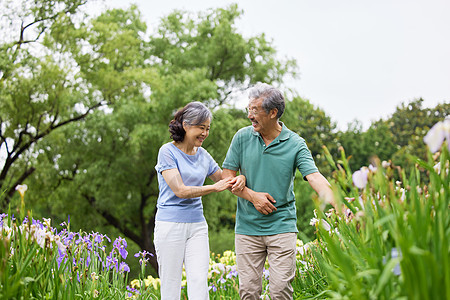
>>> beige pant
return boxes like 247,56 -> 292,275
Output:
235,232 -> 297,300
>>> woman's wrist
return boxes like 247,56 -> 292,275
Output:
211,182 -> 220,193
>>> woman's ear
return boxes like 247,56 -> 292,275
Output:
182,121 -> 188,131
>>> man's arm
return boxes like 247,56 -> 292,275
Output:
222,168 -> 277,215
210,169 -> 246,192
305,172 -> 337,210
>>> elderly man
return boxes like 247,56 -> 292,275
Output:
222,83 -> 335,299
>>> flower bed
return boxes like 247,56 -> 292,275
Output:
1,119 -> 448,299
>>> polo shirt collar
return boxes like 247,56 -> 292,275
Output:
278,122 -> 290,141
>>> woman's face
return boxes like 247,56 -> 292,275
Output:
183,118 -> 211,147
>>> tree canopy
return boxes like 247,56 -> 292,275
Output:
337,99 -> 450,172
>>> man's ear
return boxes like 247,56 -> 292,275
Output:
270,108 -> 278,119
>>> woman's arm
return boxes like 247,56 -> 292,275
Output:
209,169 -> 246,192
162,168 -> 232,199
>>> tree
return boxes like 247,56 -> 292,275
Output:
148,5 -> 298,105
336,99 -> 450,172
25,4 -> 297,274
388,99 -> 449,169
282,95 -> 338,176
0,0 -> 99,208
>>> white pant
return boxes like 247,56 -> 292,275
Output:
154,221 -> 210,300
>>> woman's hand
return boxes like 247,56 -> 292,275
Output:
230,175 -> 246,193
213,178 -> 234,192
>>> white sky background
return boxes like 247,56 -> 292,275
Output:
95,0 -> 450,130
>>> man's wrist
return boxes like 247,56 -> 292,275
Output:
247,189 -> 255,204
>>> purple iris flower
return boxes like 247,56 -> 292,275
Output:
32,219 -> 44,230
93,233 -> 103,244
119,247 -> 128,260
113,237 -> 127,248
119,262 -> 130,273
0,213 -> 7,226
134,250 -> 154,266
262,268 -> 270,280
66,232 -> 75,242
105,254 -> 119,271
83,236 -> 93,250
134,250 -> 154,258
57,248 -> 65,268
226,269 -> 238,279
86,255 -> 91,267
126,286 -> 140,295
208,284 -> 217,292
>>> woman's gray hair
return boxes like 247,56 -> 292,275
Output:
182,101 -> 212,126
248,83 -> 285,119
169,101 -> 212,142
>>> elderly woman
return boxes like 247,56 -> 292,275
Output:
154,101 -> 245,300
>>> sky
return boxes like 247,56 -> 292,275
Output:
95,0 -> 450,130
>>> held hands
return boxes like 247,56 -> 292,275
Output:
230,175 -> 246,193
213,177 -> 234,192
251,192 -> 276,215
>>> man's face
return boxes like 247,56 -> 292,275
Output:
247,98 -> 272,133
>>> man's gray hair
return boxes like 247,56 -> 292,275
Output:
248,83 -> 285,119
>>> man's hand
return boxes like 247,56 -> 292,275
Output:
250,191 -> 277,215
222,168 -> 276,215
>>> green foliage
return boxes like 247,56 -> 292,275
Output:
149,4 -> 298,104
283,96 -> 338,177
389,99 -> 449,169
310,144 -> 450,299
0,0 -> 101,208
336,120 -> 397,171
2,0 -> 449,283
337,99 -> 450,171
294,178 -> 317,242
2,2 -> 296,274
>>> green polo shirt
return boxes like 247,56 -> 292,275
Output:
222,123 -> 318,235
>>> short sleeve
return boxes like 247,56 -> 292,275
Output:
222,132 -> 241,171
295,139 -> 319,180
203,149 -> 220,177
155,145 -> 177,173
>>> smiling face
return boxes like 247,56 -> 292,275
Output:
183,119 -> 211,147
247,97 -> 276,134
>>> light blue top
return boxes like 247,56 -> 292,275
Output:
222,123 -> 318,235
155,142 -> 219,222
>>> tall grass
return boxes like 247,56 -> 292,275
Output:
309,144 -> 449,299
